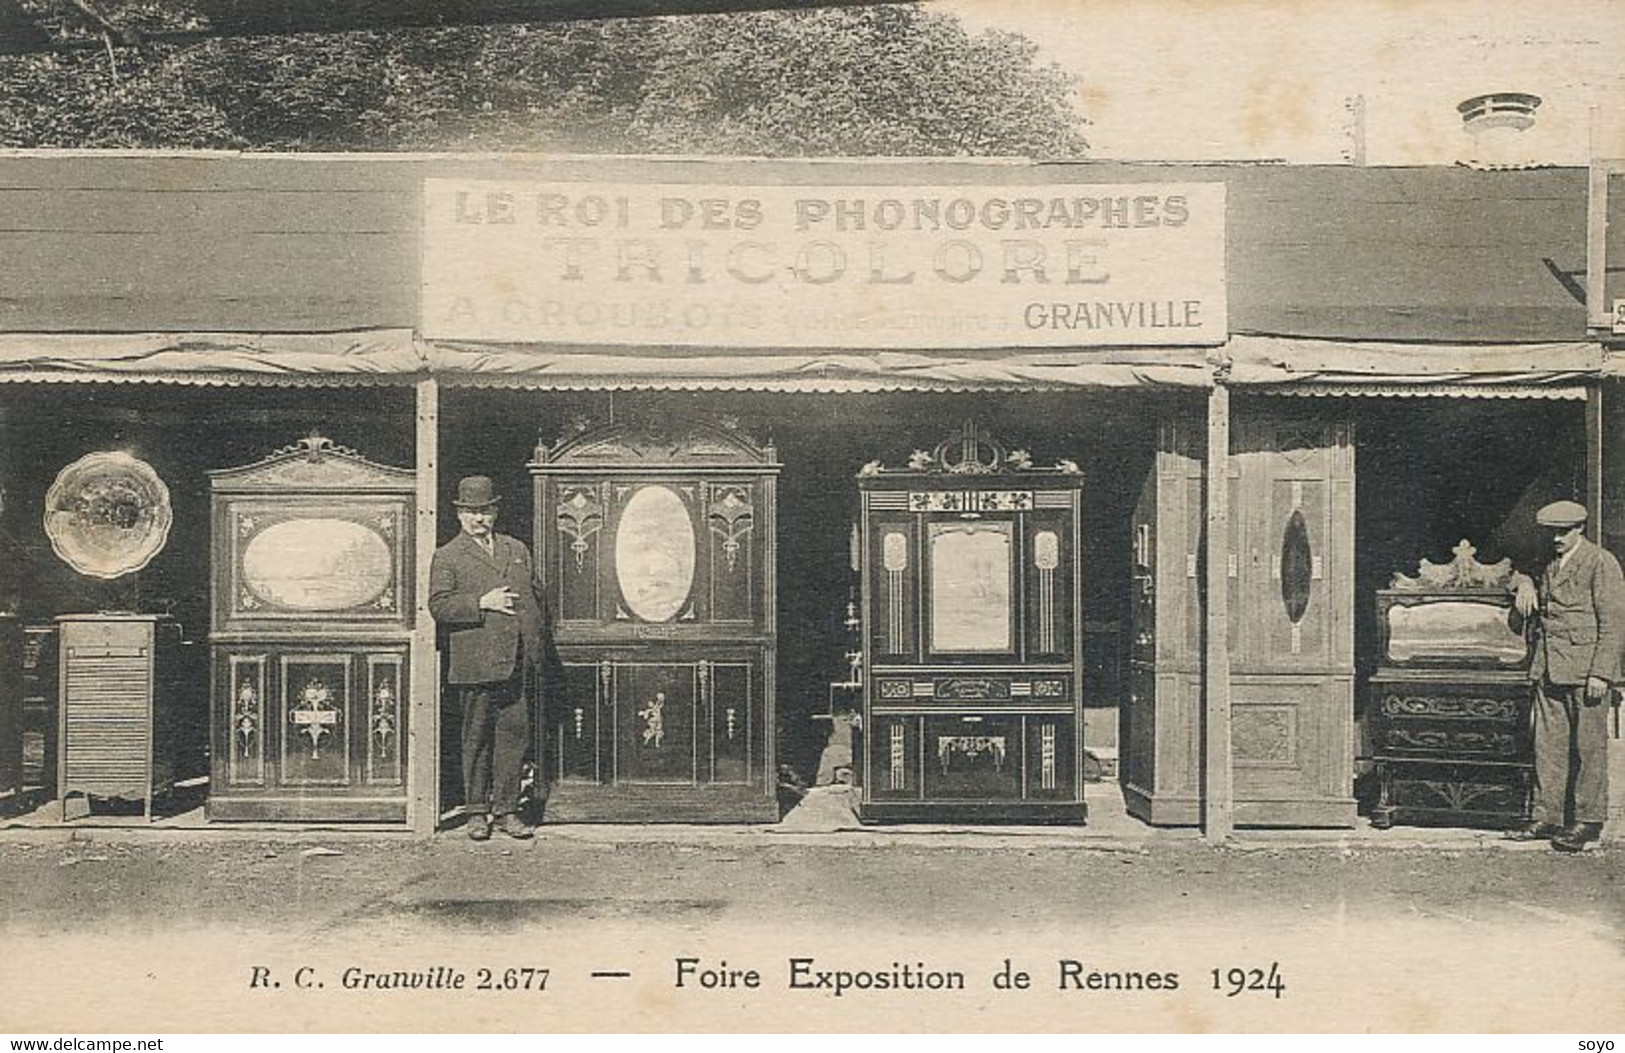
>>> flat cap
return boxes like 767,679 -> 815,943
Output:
1535,499 -> 1587,528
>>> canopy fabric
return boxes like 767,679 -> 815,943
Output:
0,328 -> 1604,397
1599,348 -> 1625,379
0,330 -> 427,384
1222,335 -> 1599,398
425,342 -> 1214,391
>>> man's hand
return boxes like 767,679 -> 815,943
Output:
1511,573 -> 1539,617
1585,675 -> 1610,702
479,586 -> 517,615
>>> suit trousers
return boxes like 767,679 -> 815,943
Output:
1532,680 -> 1611,825
460,675 -> 530,818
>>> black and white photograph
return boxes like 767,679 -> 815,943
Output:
0,0 -> 1621,1036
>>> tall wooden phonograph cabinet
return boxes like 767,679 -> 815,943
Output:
207,436 -> 416,822
531,418 -> 779,822
1126,409 -> 1356,827
856,422 -> 1087,823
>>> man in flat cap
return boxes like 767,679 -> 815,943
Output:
429,475 -> 564,841
1508,500 -> 1622,851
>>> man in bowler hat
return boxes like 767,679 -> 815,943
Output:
430,475 -> 563,840
1509,500 -> 1621,852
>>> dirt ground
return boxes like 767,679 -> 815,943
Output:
1,828 -> 1620,1033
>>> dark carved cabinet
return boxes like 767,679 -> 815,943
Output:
0,614 -> 20,805
856,422 -> 1086,823
207,437 -> 415,822
531,418 -> 779,822
1368,541 -> 1534,828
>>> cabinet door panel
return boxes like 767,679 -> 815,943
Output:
705,483 -> 758,624
707,661 -> 752,784
922,713 -> 1023,801
868,715 -> 921,800
1025,512 -> 1075,661
279,656 -> 351,787
613,663 -> 697,784
1024,715 -> 1077,801
553,481 -> 607,623
363,655 -> 405,786
868,517 -> 920,664
557,662 -> 603,782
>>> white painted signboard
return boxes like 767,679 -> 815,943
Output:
420,179 -> 1227,348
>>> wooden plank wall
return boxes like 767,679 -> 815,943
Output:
0,154 -> 1594,340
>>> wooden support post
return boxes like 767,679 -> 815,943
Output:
1588,383 -> 1604,546
409,377 -> 440,838
1203,383 -> 1234,844
1586,160 -> 1610,332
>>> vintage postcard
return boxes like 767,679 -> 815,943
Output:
0,0 -> 1621,1035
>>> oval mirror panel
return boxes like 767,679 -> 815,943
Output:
616,485 -> 696,623
1280,509 -> 1313,624
243,519 -> 393,611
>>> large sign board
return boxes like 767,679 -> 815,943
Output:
421,179 -> 1226,348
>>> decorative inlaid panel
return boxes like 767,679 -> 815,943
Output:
922,714 -> 1022,801
227,655 -> 266,787
708,661 -> 751,784
1379,694 -> 1518,721
280,656 -> 349,786
1385,728 -> 1517,755
614,663 -> 697,784
933,677 -> 1013,701
1232,704 -> 1298,765
365,656 -> 403,785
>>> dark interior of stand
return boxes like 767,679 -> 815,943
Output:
0,385 -> 1585,811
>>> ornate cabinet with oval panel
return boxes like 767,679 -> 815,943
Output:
856,422 -> 1086,823
207,436 -> 414,822
530,418 -> 779,822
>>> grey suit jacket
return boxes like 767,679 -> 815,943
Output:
1531,536 -> 1625,686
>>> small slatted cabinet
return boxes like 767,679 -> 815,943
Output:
856,422 -> 1086,823
57,614 -> 184,821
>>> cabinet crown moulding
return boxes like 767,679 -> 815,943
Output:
859,420 -> 1081,477
1389,539 -> 1516,592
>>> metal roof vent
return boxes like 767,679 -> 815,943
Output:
1457,92 -> 1543,169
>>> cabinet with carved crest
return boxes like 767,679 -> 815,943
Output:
1368,541 -> 1534,829
207,436 -> 416,822
855,422 -> 1086,823
530,418 -> 779,822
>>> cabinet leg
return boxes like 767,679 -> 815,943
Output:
1370,767 -> 1396,830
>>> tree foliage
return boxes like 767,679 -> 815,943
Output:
0,5 -> 1088,155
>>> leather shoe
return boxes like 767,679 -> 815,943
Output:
466,813 -> 492,841
1505,821 -> 1563,842
494,813 -> 535,840
1551,822 -> 1603,853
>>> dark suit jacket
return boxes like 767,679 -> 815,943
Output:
1532,536 -> 1625,686
429,531 -> 563,701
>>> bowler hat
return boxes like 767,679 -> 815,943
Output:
453,475 -> 501,509
1535,499 -> 1587,528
